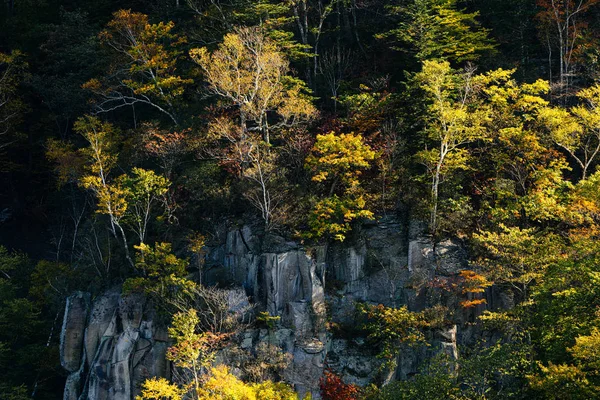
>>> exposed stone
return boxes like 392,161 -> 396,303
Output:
60,290 -> 170,400
60,291 -> 90,373
62,217 -> 492,400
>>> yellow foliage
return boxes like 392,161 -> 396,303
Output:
527,362 -> 597,399
196,365 -> 300,400
306,132 -> 375,189
136,377 -> 183,400
190,27 -> 315,142
570,328 -> 600,370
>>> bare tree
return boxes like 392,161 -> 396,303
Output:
318,47 -> 352,112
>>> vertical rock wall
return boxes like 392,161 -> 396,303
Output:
62,216 -> 491,399
60,290 -> 170,400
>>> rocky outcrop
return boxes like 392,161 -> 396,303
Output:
62,216 -> 493,399
200,219 -> 470,397
60,290 -> 170,400
61,292 -> 91,373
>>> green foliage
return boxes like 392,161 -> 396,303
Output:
380,0 -> 495,63
307,195 -> 373,242
167,309 -> 217,373
123,242 -> 195,308
528,363 -> 598,400
413,60 -> 489,234
256,311 -> 281,330
357,303 -> 427,368
364,355 -> 461,400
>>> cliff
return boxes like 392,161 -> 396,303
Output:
60,217 -> 506,399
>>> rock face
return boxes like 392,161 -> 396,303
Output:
62,216 -> 489,399
60,290 -> 170,400
201,217 -> 474,398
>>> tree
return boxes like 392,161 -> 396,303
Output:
123,242 -> 193,305
167,309 -> 219,395
380,0 -> 495,64
539,83 -> 600,179
84,10 -> 191,125
191,27 -> 315,228
536,0 -> 600,97
414,60 -> 488,236
320,370 -> 360,400
119,167 -> 171,244
305,131 -> 375,241
142,124 -> 189,179
196,365 -> 300,400
0,50 -> 27,152
357,303 -> 427,371
190,26 -> 315,145
241,140 -> 286,230
52,117 -> 173,269
473,224 -> 563,299
136,378 -> 183,400
74,116 -> 135,267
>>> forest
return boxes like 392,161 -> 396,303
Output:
2,0 -> 600,398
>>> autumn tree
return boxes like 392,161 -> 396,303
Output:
190,26 -> 315,145
167,308 -> 216,395
136,378 -> 183,400
539,83 -> 600,179
142,124 -> 189,179
119,168 -> 171,244
123,242 -> 193,306
196,365 -> 300,400
536,0 -> 600,97
84,10 -> 191,125
49,116 -> 173,269
73,116 -> 134,266
414,60 -> 488,236
305,131 -> 375,241
191,27 -> 315,228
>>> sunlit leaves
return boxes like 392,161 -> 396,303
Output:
85,10 -> 191,124
305,132 -> 375,241
190,26 -> 315,144
136,377 -> 183,400
306,132 -> 376,190
357,303 -> 427,367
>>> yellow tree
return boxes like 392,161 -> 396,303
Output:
190,26 -> 315,145
119,167 -> 171,244
305,132 -> 375,241
53,116 -> 173,269
74,116 -> 134,267
414,60 -> 488,235
190,27 -> 315,229
539,84 -> 600,180
196,365 -> 300,400
136,378 -> 183,400
84,10 -> 191,125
